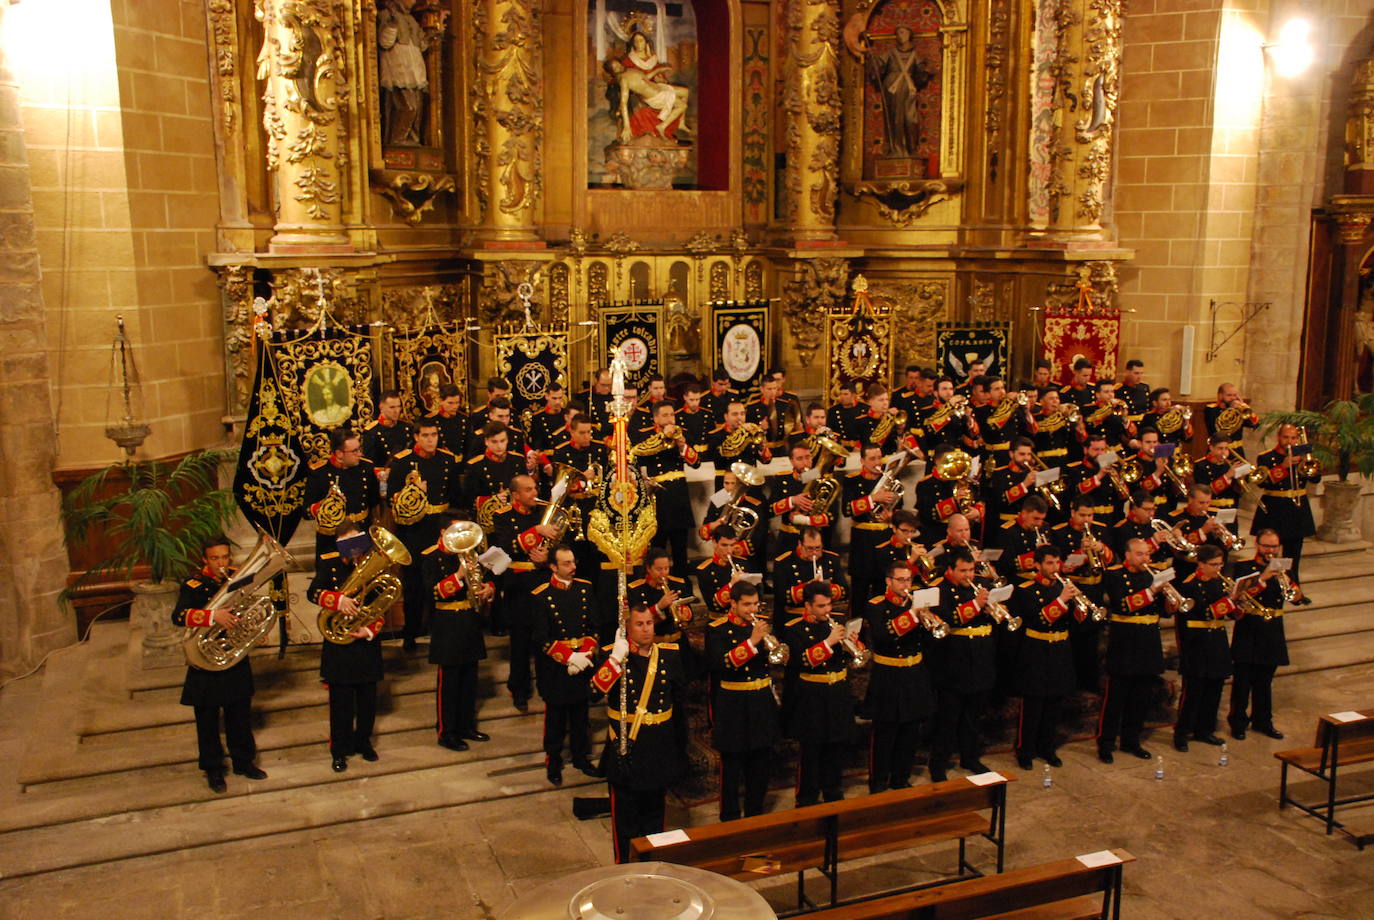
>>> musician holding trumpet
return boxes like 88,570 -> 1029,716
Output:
1227,530 -> 1292,741
1011,545 -> 1083,771
1174,545 -> 1237,753
783,583 -> 856,806
863,561 -> 936,792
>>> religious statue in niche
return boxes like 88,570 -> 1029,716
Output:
858,0 -> 943,182
375,0 -> 450,151
589,1 -> 698,190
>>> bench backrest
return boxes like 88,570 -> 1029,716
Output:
805,851 -> 1136,920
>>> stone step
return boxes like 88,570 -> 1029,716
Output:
0,739 -> 605,879
1279,628 -> 1374,678
1280,603 -> 1374,642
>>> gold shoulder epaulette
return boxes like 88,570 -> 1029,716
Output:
696,559 -> 712,570
773,551 -> 791,562
668,575 -> 686,585
574,577 -> 593,585
785,616 -> 803,627
1051,521 -> 1067,530
1001,520 -> 1015,529
364,419 -> 380,430
868,594 -> 885,604
319,552 -> 339,560
823,549 -> 840,557
466,454 -> 483,464
438,448 -> 457,458
658,642 -> 679,650
358,456 -> 374,464
1106,564 -> 1124,571
421,544 -> 438,555
309,457 -> 327,470
629,578 -> 646,587
532,583 -> 548,595
185,578 -> 201,588
709,615 -> 729,627
394,449 -> 412,459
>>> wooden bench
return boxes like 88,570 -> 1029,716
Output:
630,773 -> 1013,912
1276,708 -> 1374,848
799,849 -> 1135,920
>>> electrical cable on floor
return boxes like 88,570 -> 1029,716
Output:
0,602 -> 130,691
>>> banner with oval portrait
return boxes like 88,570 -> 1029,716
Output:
708,300 -> 770,399
268,325 -> 378,461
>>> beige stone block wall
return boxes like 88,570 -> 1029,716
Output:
15,0 -> 224,470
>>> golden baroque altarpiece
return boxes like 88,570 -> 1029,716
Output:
206,0 -> 1131,421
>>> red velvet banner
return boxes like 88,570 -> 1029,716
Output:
1042,307 -> 1121,386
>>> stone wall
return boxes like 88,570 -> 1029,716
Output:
0,4 -> 75,678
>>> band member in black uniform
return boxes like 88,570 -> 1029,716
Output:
706,582 -> 780,821
526,382 -> 568,452
783,583 -> 854,805
173,537 -> 264,792
1193,434 -> 1247,515
1174,544 -> 1235,751
465,376 -> 511,439
698,367 -> 737,425
1033,388 -> 1085,467
853,384 -> 907,456
1117,359 -> 1150,425
826,381 -> 864,445
390,421 -> 461,650
1059,358 -> 1096,410
462,423 -> 528,514
843,443 -> 899,606
546,414 -> 610,602
773,526 -> 849,621
890,364 -> 923,420
1140,388 -> 1194,447
464,396 -> 529,461
362,389 -> 414,475
592,604 -> 688,863
972,377 -> 1036,466
706,399 -> 769,487
634,400 -> 702,579
531,546 -> 600,785
425,383 -> 469,455
864,561 -> 936,791
928,546 -> 998,781
304,428 -> 378,555
690,526 -> 741,623
1012,545 -> 1080,769
873,510 -> 925,585
630,548 -> 696,646
1167,484 -> 1228,579
1204,383 -> 1260,458
1127,428 -> 1175,513
1097,537 -> 1179,762
771,367 -> 801,415
698,466 -> 766,578
1249,424 -> 1320,592
1081,379 -> 1135,453
1053,495 -> 1115,691
1228,529 -> 1290,740
770,441 -> 830,554
496,474 -> 562,711
1017,359 -> 1055,399
995,494 -> 1050,582
746,376 -> 790,456
987,437 -> 1041,531
914,443 -> 985,541
426,518 -> 496,751
678,381 -> 712,451
578,367 -> 613,437
309,524 -> 385,772
918,377 -> 978,457
1111,491 -> 1172,567
953,359 -> 985,399
1064,435 -> 1125,527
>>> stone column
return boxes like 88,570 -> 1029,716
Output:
782,0 -> 841,242
0,5 -> 74,677
471,0 -> 543,243
255,0 -> 354,252
1027,0 -> 1122,241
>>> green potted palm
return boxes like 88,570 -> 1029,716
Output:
62,450 -> 238,665
1261,394 -> 1374,543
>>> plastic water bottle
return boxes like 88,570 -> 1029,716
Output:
1218,743 -> 1230,767
1042,764 -> 1053,789
1154,756 -> 1165,781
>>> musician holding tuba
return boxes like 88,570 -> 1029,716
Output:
863,561 -> 937,792
698,464 -> 766,577
427,517 -> 497,752
308,523 -> 390,773
629,548 -> 696,647
915,445 -> 984,534
1010,545 -> 1082,771
782,582 -> 856,807
172,535 -> 266,793
1174,545 -> 1239,753
842,443 -> 901,606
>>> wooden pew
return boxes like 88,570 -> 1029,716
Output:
630,773 -> 1014,912
802,849 -> 1136,920
1275,708 -> 1374,848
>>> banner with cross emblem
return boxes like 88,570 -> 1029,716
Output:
824,277 -> 892,404
597,303 -> 663,392
708,300 -> 771,400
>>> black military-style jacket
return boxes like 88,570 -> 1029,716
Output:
1193,456 -> 1244,509
362,417 -> 414,468
425,543 -> 489,667
629,574 -> 695,640
1229,558 -> 1289,667
389,447 -> 461,544
1177,572 -> 1235,680
1103,564 -> 1171,676
462,451 -> 526,512
304,457 -> 378,535
173,567 -> 254,704
632,428 -> 700,530
593,642 -> 689,789
424,408 -> 469,456
1204,400 -> 1259,455
780,615 -> 854,743
705,613 -> 780,752
1010,574 -> 1076,698
1249,448 -> 1319,539
995,521 -> 1044,580
1118,382 -> 1151,423
862,591 -> 935,724
930,578 -> 998,693
771,549 -> 848,619
526,408 -> 567,453
531,576 -> 599,704
309,552 -> 384,684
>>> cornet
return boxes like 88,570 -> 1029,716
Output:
829,616 -> 871,668
748,608 -> 789,665
1055,574 -> 1106,623
905,590 -> 948,638
975,578 -> 1023,631
1152,569 -> 1194,613
1211,518 -> 1246,552
1150,518 -> 1198,562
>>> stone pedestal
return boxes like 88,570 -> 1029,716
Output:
1317,479 -> 1365,544
131,581 -> 184,670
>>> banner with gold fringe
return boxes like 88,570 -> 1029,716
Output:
1039,276 -> 1121,385
391,320 -> 468,421
825,277 -> 892,404
598,303 -> 664,393
233,340 -> 309,543
494,326 -> 569,417
708,300 -> 771,400
936,321 -> 1010,387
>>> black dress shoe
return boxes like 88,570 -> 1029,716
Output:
438,736 -> 470,752
1015,753 -> 1034,771
573,759 -> 601,778
1230,724 -> 1247,740
961,760 -> 991,774
402,637 -> 418,652
1194,733 -> 1225,746
1296,595 -> 1313,606
233,765 -> 268,780
1043,753 -> 1063,768
1097,749 -> 1115,764
928,764 -> 949,783
1254,725 -> 1285,740
332,756 -> 348,773
889,779 -> 913,789
358,746 -> 379,762
547,763 -> 563,786
513,697 -> 530,713
1173,736 -> 1189,753
461,730 -> 491,742
206,772 -> 227,793
1122,745 -> 1153,760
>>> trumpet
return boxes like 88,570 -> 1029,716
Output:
1150,517 -> 1198,562
1219,575 -> 1275,620
948,395 -> 970,418
1062,405 -> 1082,426
905,590 -> 948,638
1297,428 -> 1321,478
1025,453 -> 1064,512
1153,570 -> 1194,613
1211,518 -> 1246,552
1080,526 -> 1107,578
749,608 -> 789,666
1102,459 -> 1133,501
829,616 -> 871,668
977,581 -> 1023,631
1278,570 -> 1301,604
1055,573 -> 1107,622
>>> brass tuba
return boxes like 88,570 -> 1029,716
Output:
719,462 -> 765,540
318,526 -> 412,644
799,430 -> 850,521
540,464 -> 591,545
182,528 -> 297,671
439,520 -> 492,615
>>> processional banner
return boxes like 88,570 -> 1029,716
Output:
707,300 -> 771,399
1041,305 -> 1121,386
391,321 -> 469,420
824,277 -> 892,404
494,327 -> 570,417
936,322 -> 1010,385
233,341 -> 309,543
598,303 -> 663,392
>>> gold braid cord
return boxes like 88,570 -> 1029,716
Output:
587,472 -> 657,569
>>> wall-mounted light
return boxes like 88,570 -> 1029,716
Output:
1266,18 -> 1315,79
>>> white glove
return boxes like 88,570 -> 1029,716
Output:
566,651 -> 593,674
611,626 -> 630,664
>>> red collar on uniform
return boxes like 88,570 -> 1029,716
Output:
379,417 -> 396,427
415,446 -> 435,459
330,456 -> 346,469
551,575 -> 571,590
711,552 -> 730,566
867,408 -> 883,419
860,469 -> 880,480
513,500 -> 531,514
885,590 -> 905,604
728,612 -> 749,626
1035,575 -> 1054,586
683,406 -> 701,414
439,409 -> 459,418
485,449 -> 506,462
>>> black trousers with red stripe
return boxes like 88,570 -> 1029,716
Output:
1016,694 -> 1062,760
719,748 -> 770,821
543,700 -> 590,766
1097,674 -> 1156,752
436,662 -> 479,740
869,719 -> 921,792
1228,663 -> 1278,732
327,682 -> 377,756
797,741 -> 845,806
1176,677 -> 1223,739
610,783 -> 667,864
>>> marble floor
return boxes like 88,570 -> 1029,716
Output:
0,657 -> 1371,919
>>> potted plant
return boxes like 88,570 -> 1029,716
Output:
62,449 -> 238,663
1261,394 -> 1374,543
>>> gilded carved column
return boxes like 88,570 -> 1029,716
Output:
1027,0 -> 1121,240
471,0 -> 544,243
783,0 -> 841,242
255,0 -> 355,252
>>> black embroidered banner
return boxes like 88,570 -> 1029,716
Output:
233,342 -> 309,543
494,328 -> 569,416
392,321 -> 468,421
708,300 -> 770,399
936,322 -> 1010,385
598,303 -> 663,392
